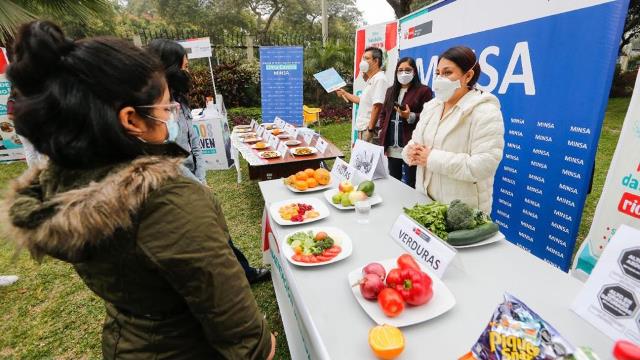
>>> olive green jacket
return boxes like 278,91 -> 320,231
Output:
2,155 -> 271,359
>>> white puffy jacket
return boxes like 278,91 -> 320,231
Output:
402,89 -> 504,213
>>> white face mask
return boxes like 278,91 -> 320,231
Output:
397,71 -> 414,85
359,60 -> 370,74
433,75 -> 461,102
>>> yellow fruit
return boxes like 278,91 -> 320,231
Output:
314,168 -> 331,185
368,325 -> 405,360
306,177 -> 318,188
304,168 -> 316,177
295,171 -> 308,181
285,175 -> 296,185
294,180 -> 308,191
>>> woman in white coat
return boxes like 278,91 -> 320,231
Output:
403,46 -> 504,214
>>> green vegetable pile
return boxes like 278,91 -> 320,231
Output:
404,200 -> 494,241
287,231 -> 335,255
403,202 -> 449,239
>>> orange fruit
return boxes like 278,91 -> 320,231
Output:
294,180 -> 308,191
295,171 -> 308,181
314,168 -> 331,185
285,175 -> 296,185
304,168 -> 316,177
368,324 -> 405,360
306,177 -> 318,188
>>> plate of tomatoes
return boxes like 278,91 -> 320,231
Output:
283,227 -> 352,266
269,198 -> 330,226
347,254 -> 455,327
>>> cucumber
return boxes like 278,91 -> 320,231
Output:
447,222 -> 499,246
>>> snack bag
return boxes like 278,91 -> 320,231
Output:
469,293 -> 576,360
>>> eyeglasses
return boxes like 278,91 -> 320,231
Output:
397,70 -> 413,75
135,101 -> 180,120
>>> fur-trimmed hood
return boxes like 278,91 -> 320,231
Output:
1,156 -> 185,262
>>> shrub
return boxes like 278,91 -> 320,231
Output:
188,60 -> 261,108
228,107 -> 262,127
610,64 -> 638,97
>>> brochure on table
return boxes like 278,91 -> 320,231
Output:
350,140 -> 388,180
315,137 -> 329,153
390,214 -> 457,278
572,225 -> 640,342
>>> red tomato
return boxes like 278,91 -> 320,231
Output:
394,268 -> 433,306
385,268 -> 403,288
397,253 -> 421,271
316,255 -> 331,262
292,254 -> 303,262
377,288 -> 405,317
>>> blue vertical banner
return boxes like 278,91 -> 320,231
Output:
260,46 -> 303,126
399,0 -> 629,271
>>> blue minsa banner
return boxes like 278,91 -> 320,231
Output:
260,46 -> 303,126
400,0 -> 629,271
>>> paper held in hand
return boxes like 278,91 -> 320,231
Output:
389,214 -> 457,279
350,140 -> 389,180
313,68 -> 347,93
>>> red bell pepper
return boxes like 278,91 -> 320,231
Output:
394,268 -> 433,306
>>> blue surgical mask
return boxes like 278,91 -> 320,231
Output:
147,113 -> 179,143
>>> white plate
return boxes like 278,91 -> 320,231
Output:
450,231 -> 505,249
234,128 -> 252,133
285,140 -> 301,146
278,134 -> 291,139
251,143 -> 270,150
239,132 -> 258,138
282,227 -> 353,267
243,137 -> 263,143
234,124 -> 252,129
285,178 -> 334,193
258,150 -> 281,159
290,147 -> 318,156
269,198 -> 330,226
322,189 -> 383,210
347,258 -> 456,327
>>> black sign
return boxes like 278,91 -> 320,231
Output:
620,248 -> 640,282
599,285 -> 638,318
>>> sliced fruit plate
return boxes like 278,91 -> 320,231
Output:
243,137 -> 263,143
282,227 -> 353,266
347,258 -> 455,327
268,198 -> 330,226
290,146 -> 318,156
258,150 -> 281,159
251,142 -> 270,150
284,140 -> 301,146
283,168 -> 332,192
238,132 -> 257,138
323,188 -> 383,210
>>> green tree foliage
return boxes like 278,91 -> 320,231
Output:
0,0 -> 114,45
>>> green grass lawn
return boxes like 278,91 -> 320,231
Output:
0,96 -> 629,358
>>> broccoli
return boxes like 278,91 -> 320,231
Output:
446,200 -> 477,231
310,237 -> 334,255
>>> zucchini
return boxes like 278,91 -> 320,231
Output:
447,222 -> 499,246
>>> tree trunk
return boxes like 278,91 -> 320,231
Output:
386,0 -> 413,18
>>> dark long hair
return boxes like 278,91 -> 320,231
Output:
147,39 -> 191,105
382,57 -> 422,111
7,21 -> 165,169
438,46 -> 481,87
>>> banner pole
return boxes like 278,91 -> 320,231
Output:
208,56 -> 217,97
